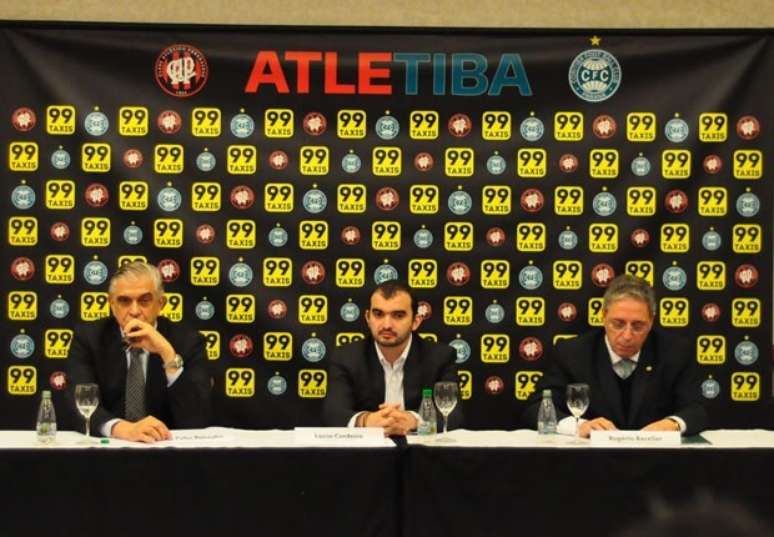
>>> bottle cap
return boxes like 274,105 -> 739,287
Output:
422,388 -> 433,397
41,390 -> 52,398
542,389 -> 551,397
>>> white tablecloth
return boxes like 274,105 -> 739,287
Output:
3,428 -> 774,449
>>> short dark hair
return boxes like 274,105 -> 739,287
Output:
370,280 -> 417,316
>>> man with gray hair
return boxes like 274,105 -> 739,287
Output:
523,274 -> 707,437
67,261 -> 211,442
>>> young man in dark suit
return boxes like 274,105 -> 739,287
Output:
524,274 -> 708,437
67,262 -> 211,442
323,281 -> 462,435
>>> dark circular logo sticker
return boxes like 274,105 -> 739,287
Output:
701,303 -> 721,323
50,222 -> 70,242
416,301 -> 432,321
448,113 -> 472,137
157,259 -> 180,283
520,188 -> 544,213
50,371 -> 67,391
591,264 -> 616,287
157,110 -> 182,134
268,299 -> 288,320
123,149 -> 144,169
630,228 -> 651,248
229,334 -> 254,358
84,183 -> 109,208
486,227 -> 506,247
703,154 -> 722,174
12,107 -> 36,132
446,262 -> 471,286
559,153 -> 579,173
414,152 -> 434,172
665,190 -> 688,214
734,264 -> 758,288
301,261 -> 326,285
230,185 -> 255,209
269,150 -> 289,170
11,257 -> 35,281
519,337 -> 543,361
375,187 -> 399,211
154,44 -> 209,98
484,376 -> 505,395
341,226 -> 361,246
736,115 -> 760,140
196,224 -> 215,244
303,112 -> 327,136
558,302 -> 577,322
592,114 -> 617,138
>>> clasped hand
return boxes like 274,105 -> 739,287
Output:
364,403 -> 418,436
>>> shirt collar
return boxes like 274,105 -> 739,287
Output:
374,333 -> 413,370
604,334 -> 640,365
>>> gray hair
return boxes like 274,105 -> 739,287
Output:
108,261 -> 164,297
602,274 -> 656,318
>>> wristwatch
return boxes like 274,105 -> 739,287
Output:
163,354 -> 184,369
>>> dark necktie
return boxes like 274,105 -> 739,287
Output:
124,348 -> 146,421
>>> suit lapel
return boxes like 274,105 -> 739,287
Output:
402,336 -> 421,411
628,334 -> 657,424
366,341 -> 386,409
145,352 -> 164,417
104,320 -> 128,396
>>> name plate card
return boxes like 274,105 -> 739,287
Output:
590,430 -> 681,447
294,427 -> 386,447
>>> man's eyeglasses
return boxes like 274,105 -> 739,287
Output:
606,319 -> 649,334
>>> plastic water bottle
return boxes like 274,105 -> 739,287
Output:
417,388 -> 437,435
36,390 -> 57,444
537,389 -> 557,435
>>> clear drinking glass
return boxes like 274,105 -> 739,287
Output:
566,383 -> 590,442
433,381 -> 459,443
75,383 -> 100,445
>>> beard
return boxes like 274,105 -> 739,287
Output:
375,330 -> 410,348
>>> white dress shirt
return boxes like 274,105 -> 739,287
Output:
347,335 -> 420,428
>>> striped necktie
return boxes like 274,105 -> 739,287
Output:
124,348 -> 146,421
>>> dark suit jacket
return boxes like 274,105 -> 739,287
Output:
523,329 -> 708,435
66,317 -> 212,434
323,335 -> 463,430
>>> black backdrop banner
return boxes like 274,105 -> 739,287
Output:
1,24 -> 771,430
